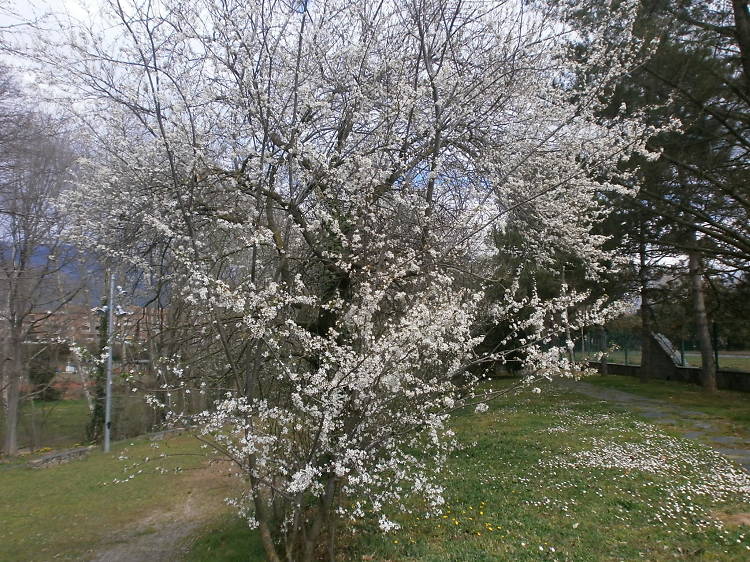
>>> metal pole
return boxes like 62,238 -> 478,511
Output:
104,270 -> 115,453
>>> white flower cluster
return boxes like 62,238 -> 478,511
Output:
539,409 -> 750,531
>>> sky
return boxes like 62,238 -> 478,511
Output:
0,0 -> 105,89
1,0 -> 95,28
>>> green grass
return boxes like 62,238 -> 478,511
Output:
187,515 -> 265,561
187,383 -> 750,561
709,354 -> 750,372
0,433 -> 226,561
586,374 -> 750,434
0,398 -> 90,453
4,383 -> 749,560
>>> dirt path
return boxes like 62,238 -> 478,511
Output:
564,379 -> 750,471
88,463 -> 240,562
89,510 -> 207,562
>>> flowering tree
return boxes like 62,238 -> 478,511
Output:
21,0 -> 655,558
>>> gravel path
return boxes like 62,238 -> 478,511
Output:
564,379 -> 750,472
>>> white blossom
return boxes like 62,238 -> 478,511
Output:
20,0 -> 660,558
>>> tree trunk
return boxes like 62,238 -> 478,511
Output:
302,475 -> 337,562
638,225 -> 655,383
688,232 -> 718,393
248,457 -> 282,562
3,333 -> 23,455
733,0 -> 750,92
3,376 -> 19,455
87,291 -> 109,443
74,357 -> 95,413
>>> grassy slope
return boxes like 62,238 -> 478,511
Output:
188,384 -> 750,561
0,399 -> 90,453
0,434 -> 231,561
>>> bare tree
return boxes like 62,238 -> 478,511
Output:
0,68 -> 78,455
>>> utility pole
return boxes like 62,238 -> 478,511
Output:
104,270 -> 115,453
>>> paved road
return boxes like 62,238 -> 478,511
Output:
563,379 -> 750,472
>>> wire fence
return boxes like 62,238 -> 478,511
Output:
576,329 -> 750,372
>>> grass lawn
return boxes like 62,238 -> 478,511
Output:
586,375 -> 750,434
187,516 -> 266,561
0,433 -> 237,561
3,382 -> 749,560
708,354 -> 750,372
0,398 -> 90,453
187,383 -> 750,561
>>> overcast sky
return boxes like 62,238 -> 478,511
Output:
1,0 -> 96,27
1,0 -> 105,83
